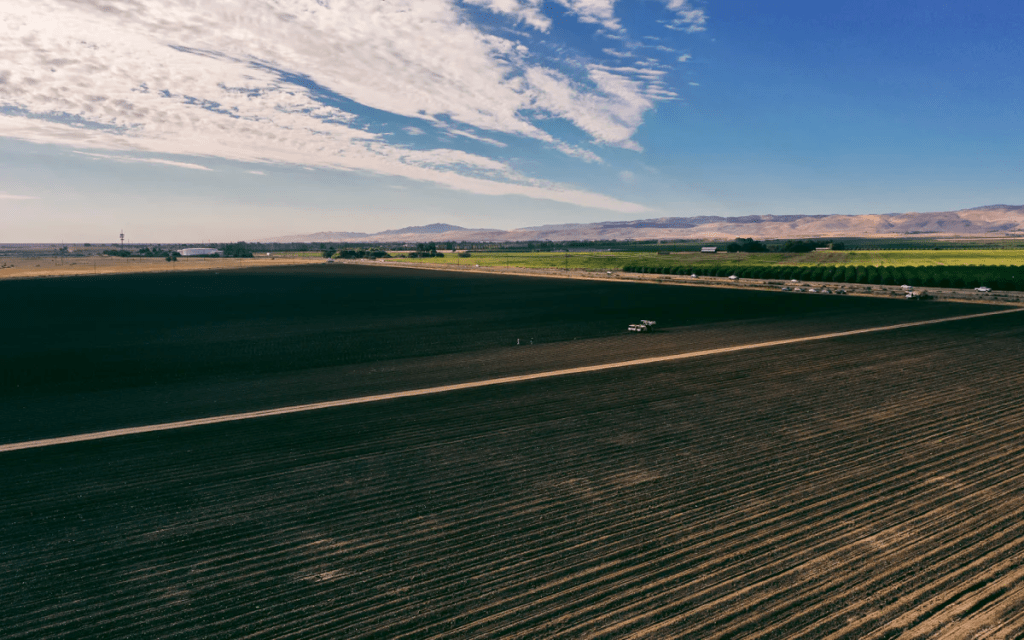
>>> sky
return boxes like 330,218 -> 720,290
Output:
1,0 -> 1022,242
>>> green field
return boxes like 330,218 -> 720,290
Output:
386,249 -> 1024,271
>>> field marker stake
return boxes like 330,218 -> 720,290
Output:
2,307 -> 1021,453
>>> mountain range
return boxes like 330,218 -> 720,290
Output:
263,205 -> 1024,243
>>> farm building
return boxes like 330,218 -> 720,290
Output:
701,246 -> 717,253
178,248 -> 221,257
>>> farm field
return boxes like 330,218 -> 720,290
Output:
0,264 -> 987,443
3,265 -> 1024,638
4,313 -> 1024,637
390,249 -> 1024,272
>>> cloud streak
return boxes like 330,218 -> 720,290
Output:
74,151 -> 213,171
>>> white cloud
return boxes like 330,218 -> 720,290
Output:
247,170 -> 266,175
660,1 -> 708,32
553,0 -> 705,35
462,0 -> 551,31
526,66 -> 659,150
553,0 -> 621,32
603,48 -> 634,58
0,192 -> 37,200
74,151 -> 213,171
689,82 -> 700,86
0,0 -> 710,212
555,143 -> 603,163
678,53 -> 692,62
444,128 -> 509,147
403,127 -> 427,136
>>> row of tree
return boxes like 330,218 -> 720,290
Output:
221,242 -> 253,258
407,242 -> 443,258
103,247 -> 180,261
622,264 -> 1024,290
332,249 -> 391,259
724,238 -> 846,253
725,238 -> 769,253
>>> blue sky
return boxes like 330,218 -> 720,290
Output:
1,0 -> 1021,242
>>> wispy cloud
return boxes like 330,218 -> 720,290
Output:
74,151 -> 214,171
462,0 -> 551,31
603,48 -> 634,58
0,0 -> 707,213
660,1 -> 708,32
678,53 -> 692,62
554,0 -> 622,32
556,143 -> 603,164
444,128 -> 509,148
0,192 -> 37,200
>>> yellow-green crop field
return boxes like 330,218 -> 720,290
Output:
386,249 -> 1024,272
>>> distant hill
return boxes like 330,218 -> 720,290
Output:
262,205 -> 1024,243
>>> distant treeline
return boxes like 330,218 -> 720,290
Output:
220,243 -> 253,258
104,247 -> 180,261
448,238 -> 1024,253
623,264 -> 1024,290
224,238 -> 1024,253
405,242 -> 442,258
327,249 -> 391,259
101,243 -> 254,258
820,237 -> 1024,251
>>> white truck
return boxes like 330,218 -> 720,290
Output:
628,320 -> 657,332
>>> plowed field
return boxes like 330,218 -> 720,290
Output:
0,264 -> 989,443
3,265 -> 1024,638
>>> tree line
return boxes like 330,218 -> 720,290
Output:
103,247 -> 181,261
323,248 -> 391,259
406,242 -> 443,258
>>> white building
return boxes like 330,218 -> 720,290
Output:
178,247 -> 221,257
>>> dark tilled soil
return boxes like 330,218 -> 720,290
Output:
3,312 -> 1024,638
0,264 -> 991,443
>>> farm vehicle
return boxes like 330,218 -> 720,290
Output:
628,320 -> 657,333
